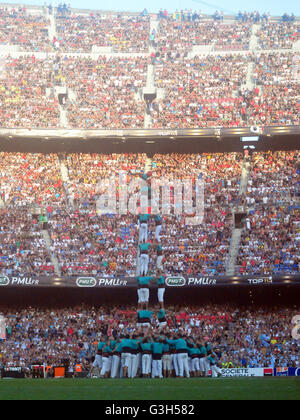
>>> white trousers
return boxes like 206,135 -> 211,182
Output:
92,354 -> 102,369
152,359 -> 163,378
191,358 -> 200,372
129,354 -> 137,378
162,354 -> 173,371
138,288 -> 149,304
139,223 -> 148,243
158,288 -> 165,303
177,353 -> 190,378
142,354 -> 152,375
211,365 -> 222,378
100,356 -> 111,376
139,254 -> 149,276
200,357 -> 210,375
121,352 -> 132,375
157,255 -> 164,270
111,355 -> 120,378
155,224 -> 162,242
172,353 -> 179,376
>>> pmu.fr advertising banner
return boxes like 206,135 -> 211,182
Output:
0,274 -> 300,288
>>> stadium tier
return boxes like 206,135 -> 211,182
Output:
0,151 -> 298,278
0,303 -> 299,378
0,5 -> 299,130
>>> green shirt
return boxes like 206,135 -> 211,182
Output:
157,309 -> 166,320
97,341 -> 106,351
138,310 -> 154,320
140,342 -> 152,352
166,338 -> 188,351
188,347 -> 201,357
137,276 -> 153,286
157,276 -> 165,286
139,214 -> 150,222
207,355 -> 217,365
200,346 -> 207,356
152,341 -> 164,355
139,243 -> 151,253
102,344 -> 113,355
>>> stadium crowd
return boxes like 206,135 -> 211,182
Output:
0,303 -> 299,377
256,22 -> 300,50
250,53 -> 300,126
238,151 -> 300,275
57,56 -> 148,129
151,54 -> 251,128
0,150 -> 298,278
55,14 -> 151,53
0,152 -> 65,207
0,6 -> 298,129
0,209 -> 54,276
0,7 -> 52,52
155,20 -> 252,53
146,153 -> 242,276
0,56 -> 60,129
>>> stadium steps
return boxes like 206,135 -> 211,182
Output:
226,158 -> 251,275
59,105 -> 69,128
41,230 -> 62,276
245,62 -> 255,91
149,17 -> 160,54
47,8 -> 58,41
239,160 -> 251,195
57,155 -> 75,208
226,228 -> 243,276
249,23 -> 262,52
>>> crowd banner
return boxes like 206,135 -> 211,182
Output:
0,275 -> 299,288
274,368 -> 300,377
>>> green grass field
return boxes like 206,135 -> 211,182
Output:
0,378 -> 299,400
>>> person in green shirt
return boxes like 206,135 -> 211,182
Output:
151,335 -> 164,379
129,334 -> 140,379
157,274 -> 165,309
154,214 -> 162,242
120,335 -> 134,378
208,352 -> 222,378
199,343 -> 209,377
137,309 -> 153,328
188,343 -> 201,377
139,214 -> 150,243
100,339 -> 113,378
90,339 -> 105,377
137,275 -> 154,310
166,333 -> 190,378
161,337 -> 172,378
139,242 -> 152,276
156,308 -> 167,329
157,244 -> 164,271
140,335 -> 152,378
111,338 -> 123,379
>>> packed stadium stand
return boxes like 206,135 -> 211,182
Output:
0,4 -> 299,129
0,4 -> 299,380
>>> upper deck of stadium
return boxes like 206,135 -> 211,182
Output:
0,3 -> 299,139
